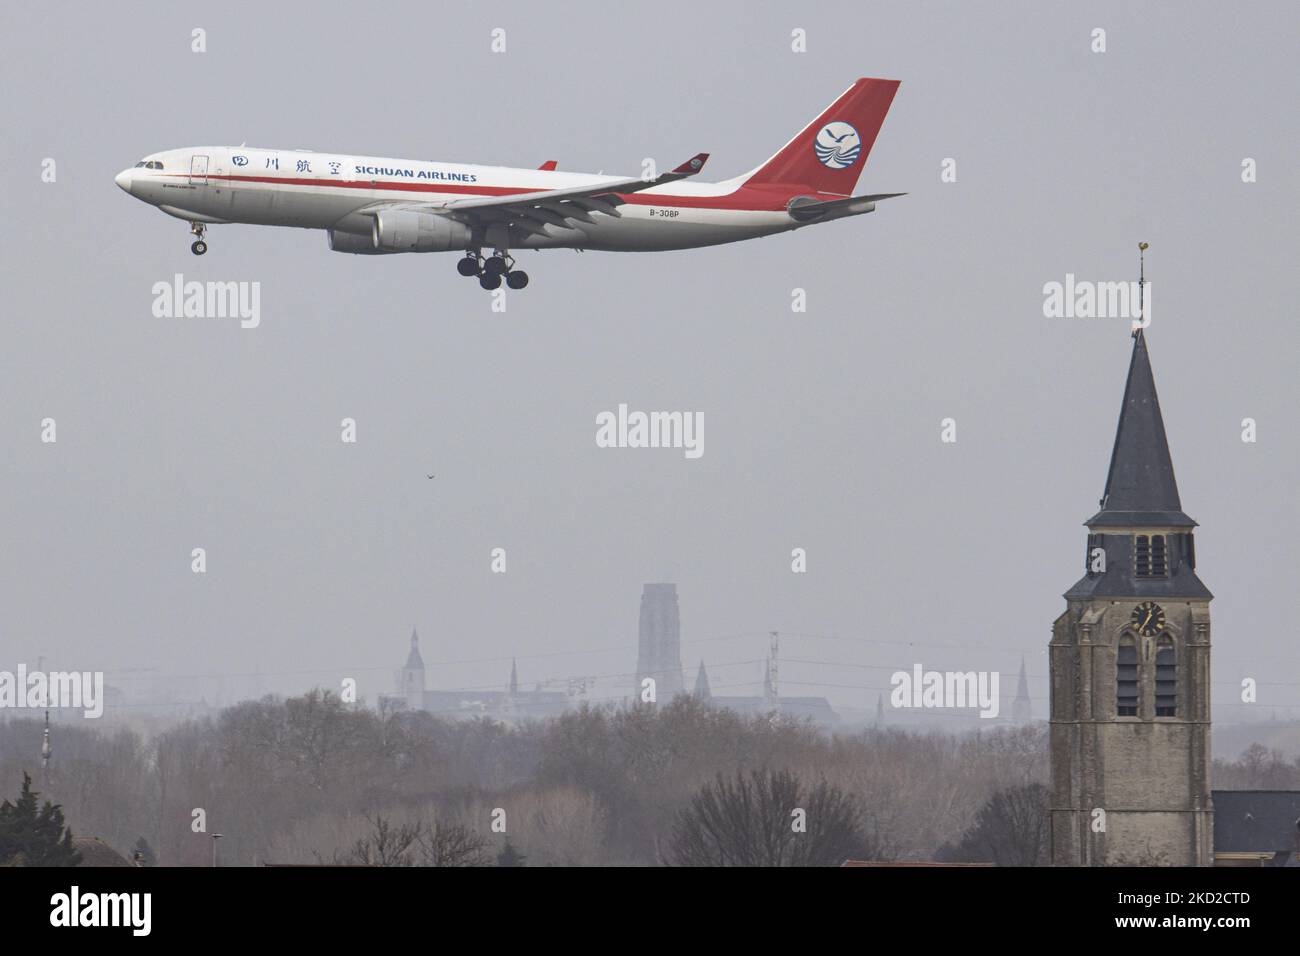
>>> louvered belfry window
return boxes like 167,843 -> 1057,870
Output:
1135,534 -> 1168,577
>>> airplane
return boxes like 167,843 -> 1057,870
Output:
115,78 -> 902,291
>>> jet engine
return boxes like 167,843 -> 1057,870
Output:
327,229 -> 389,254
371,210 -> 472,253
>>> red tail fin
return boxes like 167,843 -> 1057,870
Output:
744,78 -> 900,194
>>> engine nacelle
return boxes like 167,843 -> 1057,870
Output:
371,210 -> 472,253
328,228 -> 390,254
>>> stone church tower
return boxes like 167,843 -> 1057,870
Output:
636,583 -> 685,700
1050,329 -> 1213,866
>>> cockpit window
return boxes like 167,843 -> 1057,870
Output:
135,161 -> 146,167
136,161 -> 163,169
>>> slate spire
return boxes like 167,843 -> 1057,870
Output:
693,660 -> 711,700
1067,326 -> 1211,602
1086,330 -> 1195,528
404,628 -> 424,670
1012,657 -> 1031,721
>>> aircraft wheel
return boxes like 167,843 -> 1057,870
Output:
457,256 -> 480,277
483,256 -> 507,276
506,270 -> 529,290
191,240 -> 208,256
479,272 -> 502,291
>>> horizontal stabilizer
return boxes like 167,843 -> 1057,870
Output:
787,192 -> 905,222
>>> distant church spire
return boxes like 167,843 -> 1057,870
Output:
400,629 -> 426,711
1012,657 -> 1031,721
405,628 -> 425,670
509,658 -> 518,696
693,660 -> 711,700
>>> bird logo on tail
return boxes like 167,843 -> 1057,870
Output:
814,122 -> 861,169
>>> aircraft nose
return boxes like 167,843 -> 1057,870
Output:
114,168 -> 133,194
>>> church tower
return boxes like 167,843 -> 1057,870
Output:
398,629 -> 426,711
636,584 -> 684,700
1050,328 -> 1213,866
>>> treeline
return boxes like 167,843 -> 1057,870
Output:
2,692 -> 1289,865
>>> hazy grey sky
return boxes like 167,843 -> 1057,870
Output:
2,1 -> 1297,721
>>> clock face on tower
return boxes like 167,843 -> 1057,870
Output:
1131,601 -> 1166,636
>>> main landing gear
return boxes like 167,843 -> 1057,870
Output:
457,251 -> 528,291
189,221 -> 208,256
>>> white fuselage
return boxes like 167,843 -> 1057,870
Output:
116,146 -> 822,254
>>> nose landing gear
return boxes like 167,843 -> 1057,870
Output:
189,222 -> 208,256
457,249 -> 528,291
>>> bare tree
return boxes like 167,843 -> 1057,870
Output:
668,768 -> 873,866
936,782 -> 1049,866
415,820 -> 490,867
321,814 -> 421,866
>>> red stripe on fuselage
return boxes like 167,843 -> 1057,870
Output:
170,172 -> 807,212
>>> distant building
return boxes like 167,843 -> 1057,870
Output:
692,660 -> 839,727
380,631 -> 568,722
636,584 -> 685,699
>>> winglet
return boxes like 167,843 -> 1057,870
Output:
671,153 -> 709,176
538,160 -> 558,171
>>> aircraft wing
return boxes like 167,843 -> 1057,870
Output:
359,153 -> 709,229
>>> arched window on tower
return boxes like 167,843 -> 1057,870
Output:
1116,636 -> 1138,716
1155,635 -> 1177,716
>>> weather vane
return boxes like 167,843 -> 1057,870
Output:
1134,241 -> 1149,337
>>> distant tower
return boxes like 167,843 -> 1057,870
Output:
766,631 -> 780,706
40,710 -> 52,789
1012,657 -> 1032,721
398,629 -> 426,711
636,584 -> 684,699
693,660 -> 712,701
509,658 -> 518,696
875,692 -> 884,724
1050,319 -> 1213,867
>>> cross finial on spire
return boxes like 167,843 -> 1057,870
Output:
1133,241 -> 1149,338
